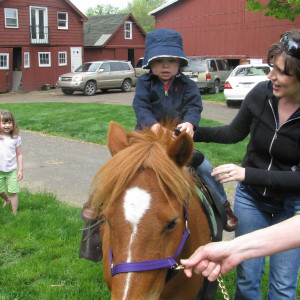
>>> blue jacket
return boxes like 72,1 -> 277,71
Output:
133,71 -> 202,129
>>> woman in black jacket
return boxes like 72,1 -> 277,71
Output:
193,30 -> 300,299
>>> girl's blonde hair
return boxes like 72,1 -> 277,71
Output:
0,110 -> 19,138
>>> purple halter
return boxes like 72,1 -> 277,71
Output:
109,206 -> 190,276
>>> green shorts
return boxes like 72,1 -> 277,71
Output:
0,170 -> 19,194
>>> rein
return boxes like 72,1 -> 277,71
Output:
109,205 -> 190,276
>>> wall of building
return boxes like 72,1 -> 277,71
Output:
153,0 -> 300,61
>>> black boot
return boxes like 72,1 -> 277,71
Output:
79,205 -> 104,262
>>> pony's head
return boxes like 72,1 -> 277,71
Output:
87,122 -> 210,299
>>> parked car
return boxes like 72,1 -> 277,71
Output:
134,57 -> 149,77
182,56 -> 232,94
56,60 -> 136,96
224,63 -> 272,106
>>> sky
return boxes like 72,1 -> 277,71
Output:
70,0 -> 131,14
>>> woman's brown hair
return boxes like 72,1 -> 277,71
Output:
267,29 -> 300,82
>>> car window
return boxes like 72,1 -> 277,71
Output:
100,63 -> 110,72
182,59 -> 206,72
75,62 -> 101,72
217,60 -> 230,71
208,60 -> 217,72
216,60 -> 224,71
110,62 -> 122,71
235,66 -> 271,76
121,62 -> 130,70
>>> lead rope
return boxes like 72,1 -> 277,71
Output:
217,275 -> 230,300
173,265 -> 230,299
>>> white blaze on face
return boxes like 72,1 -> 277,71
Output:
122,187 -> 151,300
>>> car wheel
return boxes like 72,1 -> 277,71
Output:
121,79 -> 132,92
61,89 -> 74,95
83,81 -> 97,96
209,80 -> 220,94
101,89 -> 108,93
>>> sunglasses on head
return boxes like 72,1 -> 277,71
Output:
280,34 -> 300,58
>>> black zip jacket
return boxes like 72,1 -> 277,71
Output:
194,80 -> 300,197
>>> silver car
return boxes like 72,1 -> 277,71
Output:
182,57 -> 232,94
56,60 -> 136,96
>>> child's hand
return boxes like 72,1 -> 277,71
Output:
150,123 -> 161,133
177,122 -> 194,137
18,170 -> 23,181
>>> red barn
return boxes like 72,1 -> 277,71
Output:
150,0 -> 300,66
83,13 -> 146,67
0,0 -> 87,92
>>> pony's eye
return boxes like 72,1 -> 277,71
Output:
165,219 -> 177,231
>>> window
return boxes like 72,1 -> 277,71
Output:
110,62 -> 122,71
0,54 -> 9,70
208,60 -> 217,72
100,63 -> 110,72
124,21 -> 132,40
58,51 -> 67,66
57,12 -> 68,29
121,62 -> 130,70
24,52 -> 30,68
38,52 -> 51,67
5,8 -> 18,28
216,59 -> 230,71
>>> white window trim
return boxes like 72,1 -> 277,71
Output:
4,8 -> 19,28
124,21 -> 132,40
0,53 -> 9,70
38,52 -> 51,67
58,51 -> 67,66
57,12 -> 68,30
24,52 -> 30,68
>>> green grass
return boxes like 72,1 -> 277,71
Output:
0,190 -> 110,300
201,91 -> 227,104
0,102 -> 246,166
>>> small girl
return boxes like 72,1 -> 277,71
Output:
0,110 -> 23,214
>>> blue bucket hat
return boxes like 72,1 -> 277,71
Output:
142,29 -> 188,69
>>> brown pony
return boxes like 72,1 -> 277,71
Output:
86,121 -> 211,300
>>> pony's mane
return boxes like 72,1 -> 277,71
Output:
87,125 -> 195,214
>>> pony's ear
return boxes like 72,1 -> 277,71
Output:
107,121 -> 129,156
167,132 -> 194,168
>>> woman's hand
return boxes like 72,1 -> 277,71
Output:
211,164 -> 245,183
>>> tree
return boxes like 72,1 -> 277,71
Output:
246,0 -> 300,21
84,0 -> 166,33
124,0 -> 167,33
85,4 -> 120,16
